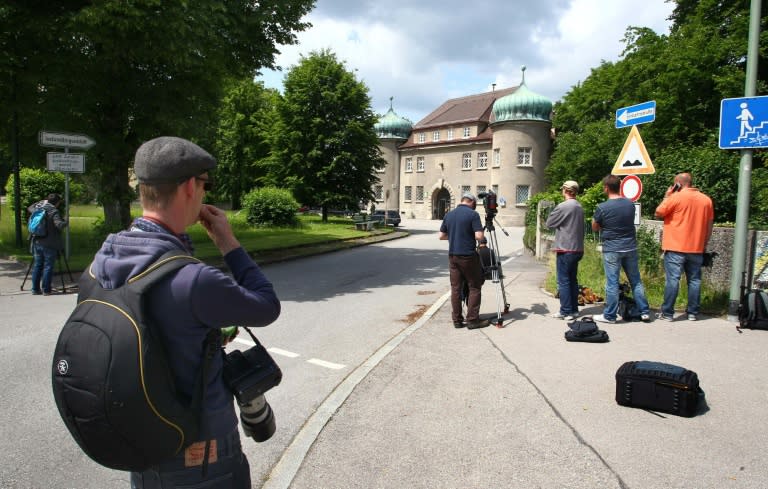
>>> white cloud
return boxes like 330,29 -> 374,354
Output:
258,0 -> 675,123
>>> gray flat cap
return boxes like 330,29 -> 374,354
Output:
462,192 -> 477,202
134,136 -> 216,184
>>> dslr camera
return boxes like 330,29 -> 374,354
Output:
222,330 -> 282,442
477,191 -> 498,218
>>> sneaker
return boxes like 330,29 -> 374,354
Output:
655,313 -> 673,321
640,313 -> 651,323
466,318 -> 491,329
687,314 -> 697,321
31,290 -> 42,296
453,321 -> 466,329
592,314 -> 616,324
551,312 -> 575,320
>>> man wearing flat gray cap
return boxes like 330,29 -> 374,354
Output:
439,192 -> 490,329
87,136 -> 281,488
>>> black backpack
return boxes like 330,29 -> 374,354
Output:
564,317 -> 610,343
52,251 -> 218,471
739,289 -> 768,330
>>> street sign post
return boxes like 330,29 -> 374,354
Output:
615,100 -> 656,128
719,95 -> 768,149
47,152 -> 85,173
38,131 -> 96,150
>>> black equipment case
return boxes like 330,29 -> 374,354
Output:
615,361 -> 704,417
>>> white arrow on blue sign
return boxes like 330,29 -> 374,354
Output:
719,95 -> 768,149
615,100 -> 656,128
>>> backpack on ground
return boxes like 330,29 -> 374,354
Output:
564,317 -> 610,343
28,207 -> 47,237
52,251 -> 219,471
618,283 -> 642,322
739,289 -> 768,330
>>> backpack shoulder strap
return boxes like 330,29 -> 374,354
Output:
126,251 -> 202,294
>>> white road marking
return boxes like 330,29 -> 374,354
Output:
269,347 -> 301,358
307,358 -> 346,370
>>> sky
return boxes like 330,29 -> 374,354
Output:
256,0 -> 676,124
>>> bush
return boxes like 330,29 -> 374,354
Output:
4,168 -> 66,216
241,187 -> 299,227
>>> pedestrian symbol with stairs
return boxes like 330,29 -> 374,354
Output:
720,95 -> 768,149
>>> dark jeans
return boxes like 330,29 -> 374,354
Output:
449,254 -> 483,323
556,252 -> 583,316
130,430 -> 251,489
31,241 -> 58,294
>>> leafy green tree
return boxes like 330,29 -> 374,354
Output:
0,0 -> 313,231
271,49 -> 385,222
215,79 -> 281,209
549,0 -> 768,223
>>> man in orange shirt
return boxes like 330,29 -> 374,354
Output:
654,173 -> 714,321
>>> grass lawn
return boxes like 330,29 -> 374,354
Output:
0,203 -> 381,272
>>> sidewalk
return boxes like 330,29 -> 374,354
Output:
281,252 -> 768,489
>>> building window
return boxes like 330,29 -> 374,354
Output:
461,185 -> 471,196
462,152 -> 472,170
478,151 -> 488,169
375,185 -> 383,201
405,157 -> 413,173
416,186 -> 424,202
416,156 -> 425,172
418,133 -> 426,144
404,186 -> 412,202
493,148 -> 501,167
516,185 -> 530,205
433,130 -> 440,142
518,147 -> 532,166
447,128 -> 454,140
463,127 -> 471,138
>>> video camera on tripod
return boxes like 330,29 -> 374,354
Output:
477,191 -> 498,218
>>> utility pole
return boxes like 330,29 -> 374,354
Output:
727,0 -> 762,321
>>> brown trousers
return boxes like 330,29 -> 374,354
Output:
449,254 -> 483,322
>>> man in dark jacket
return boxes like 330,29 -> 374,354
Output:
28,193 -> 68,295
88,137 -> 280,489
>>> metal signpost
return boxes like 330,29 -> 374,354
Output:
38,130 -> 95,260
615,102 -> 656,230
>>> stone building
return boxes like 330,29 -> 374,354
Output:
373,68 -> 553,226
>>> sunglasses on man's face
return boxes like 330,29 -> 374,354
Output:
194,176 -> 213,192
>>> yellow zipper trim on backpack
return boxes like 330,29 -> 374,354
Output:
80,298 -> 187,453
87,254 -> 201,280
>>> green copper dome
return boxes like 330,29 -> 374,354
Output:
492,66 -> 553,123
375,98 -> 412,139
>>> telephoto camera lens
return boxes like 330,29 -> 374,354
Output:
238,395 -> 276,442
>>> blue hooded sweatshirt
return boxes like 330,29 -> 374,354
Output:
89,229 -> 281,439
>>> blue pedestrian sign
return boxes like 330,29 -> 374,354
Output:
615,100 -> 656,128
719,96 -> 768,149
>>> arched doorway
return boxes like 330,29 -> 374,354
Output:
434,188 -> 451,220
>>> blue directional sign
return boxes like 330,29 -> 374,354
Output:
719,95 -> 768,149
615,100 -> 656,128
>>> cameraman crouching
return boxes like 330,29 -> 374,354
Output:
90,137 -> 280,488
439,193 -> 490,329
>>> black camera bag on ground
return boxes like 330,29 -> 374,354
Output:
739,289 -> 768,330
52,251 -> 218,471
564,317 -> 609,343
615,361 -> 705,417
617,283 -> 642,322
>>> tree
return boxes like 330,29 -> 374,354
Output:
271,49 -> 385,221
0,0 -> 313,230
214,79 -> 281,209
548,0 -> 768,222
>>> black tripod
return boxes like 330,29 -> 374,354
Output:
481,212 -> 510,327
21,246 -> 75,294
